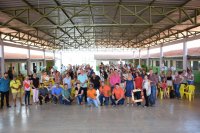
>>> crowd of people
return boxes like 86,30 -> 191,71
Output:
0,63 -> 195,109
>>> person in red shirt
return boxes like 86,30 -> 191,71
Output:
135,72 -> 143,90
134,72 -> 143,106
111,83 -> 125,106
99,81 -> 111,106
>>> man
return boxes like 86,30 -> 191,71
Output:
10,75 -> 24,107
78,69 -> 88,103
31,73 -> 40,104
111,83 -> 125,106
0,72 -> 11,109
148,69 -> 158,106
38,83 -> 49,105
99,81 -> 111,106
90,72 -> 101,90
62,83 -> 72,105
51,83 -> 63,104
87,83 -> 98,108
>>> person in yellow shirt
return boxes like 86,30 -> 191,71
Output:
10,75 -> 24,107
87,83 -> 98,108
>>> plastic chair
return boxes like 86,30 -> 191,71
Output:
179,84 -> 185,99
184,85 -> 195,102
159,87 -> 164,100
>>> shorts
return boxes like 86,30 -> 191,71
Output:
167,80 -> 172,86
12,92 -> 22,99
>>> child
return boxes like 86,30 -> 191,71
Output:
23,76 -> 31,106
38,83 -> 50,105
161,78 -> 168,98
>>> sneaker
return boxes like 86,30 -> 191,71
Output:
7,105 -> 11,108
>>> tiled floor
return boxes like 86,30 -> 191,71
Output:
0,98 -> 200,133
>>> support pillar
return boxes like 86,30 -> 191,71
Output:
53,50 -> 56,66
27,46 -> 31,75
147,47 -> 150,68
43,49 -> 46,67
160,45 -> 164,71
183,39 -> 188,70
0,39 -> 5,77
139,49 -> 141,66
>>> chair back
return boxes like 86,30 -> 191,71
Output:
188,85 -> 195,94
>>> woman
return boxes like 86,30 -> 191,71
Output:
166,70 -> 173,90
174,73 -> 183,99
142,75 -> 151,107
23,76 -> 31,106
124,73 -> 135,105
187,70 -> 194,85
75,83 -> 84,105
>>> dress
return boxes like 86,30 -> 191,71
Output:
125,80 -> 134,97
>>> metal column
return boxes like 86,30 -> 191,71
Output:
183,39 -> 188,70
0,39 -> 5,77
147,47 -> 150,68
43,49 -> 46,67
27,46 -> 31,75
160,45 -> 164,70
139,49 -> 141,66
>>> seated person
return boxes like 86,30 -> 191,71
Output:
75,83 -> 84,105
99,81 -> 111,106
87,83 -> 98,108
111,83 -> 125,106
51,83 -> 63,104
38,83 -> 50,105
62,84 -> 72,105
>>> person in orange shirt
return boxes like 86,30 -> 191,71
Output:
111,83 -> 125,106
99,81 -> 111,106
87,83 -> 98,107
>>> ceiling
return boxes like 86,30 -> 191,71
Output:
0,0 -> 200,50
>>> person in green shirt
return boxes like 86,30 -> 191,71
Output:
62,84 -> 72,105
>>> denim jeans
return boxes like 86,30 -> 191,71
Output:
25,91 -> 30,105
87,98 -> 98,107
62,98 -> 72,105
149,85 -> 156,106
76,95 -> 83,104
111,97 -> 125,105
99,94 -> 109,106
52,95 -> 62,104
174,84 -> 180,98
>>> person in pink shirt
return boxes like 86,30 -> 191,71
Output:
109,69 -> 120,91
23,76 -> 31,106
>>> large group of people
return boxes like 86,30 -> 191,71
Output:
0,63 -> 195,109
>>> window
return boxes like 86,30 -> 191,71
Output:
170,60 -> 173,67
156,61 -> 160,66
176,61 -> 183,69
193,61 -> 199,70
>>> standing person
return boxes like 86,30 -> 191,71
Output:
90,72 -> 101,90
142,75 -> 151,107
99,81 -> 111,106
23,76 -> 31,106
75,83 -> 84,105
111,83 -> 125,106
134,72 -> 143,106
174,73 -> 183,99
78,70 -> 88,103
166,70 -> 173,89
161,78 -> 168,98
148,69 -> 158,107
10,75 -> 24,107
124,73 -> 135,105
109,69 -> 121,91
0,72 -> 11,109
51,83 -> 63,104
63,73 -> 72,93
31,73 -> 40,104
87,83 -> 98,108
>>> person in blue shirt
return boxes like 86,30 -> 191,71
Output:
78,70 -> 88,103
0,72 -> 11,109
51,83 -> 63,104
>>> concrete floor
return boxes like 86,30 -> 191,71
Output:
0,98 -> 200,133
